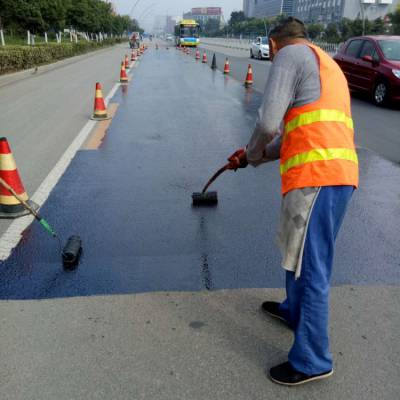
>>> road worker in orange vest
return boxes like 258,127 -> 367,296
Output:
228,17 -> 358,386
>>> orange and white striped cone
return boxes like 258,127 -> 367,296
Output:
91,82 -> 110,121
125,54 -> 130,70
195,49 -> 200,60
224,58 -> 230,74
140,45 -> 144,55
136,48 -> 141,58
244,64 -> 253,86
131,51 -> 137,62
0,138 -> 38,218
202,52 -> 207,63
120,61 -> 128,84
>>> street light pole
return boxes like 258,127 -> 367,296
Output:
359,0 -> 366,35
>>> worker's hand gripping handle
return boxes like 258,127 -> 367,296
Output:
227,148 -> 248,171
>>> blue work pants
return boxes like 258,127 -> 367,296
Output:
279,185 -> 354,375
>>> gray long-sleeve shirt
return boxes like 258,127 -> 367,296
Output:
246,44 -> 321,165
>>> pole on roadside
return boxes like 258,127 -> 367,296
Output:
0,29 -> 5,46
31,34 -> 35,46
44,32 -> 48,44
27,30 -> 31,45
359,0 -> 366,36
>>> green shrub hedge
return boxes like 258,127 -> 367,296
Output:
0,38 -> 124,75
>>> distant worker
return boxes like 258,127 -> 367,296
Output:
228,17 -> 358,386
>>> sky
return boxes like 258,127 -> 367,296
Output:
113,0 -> 243,31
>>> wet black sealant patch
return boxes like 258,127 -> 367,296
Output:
0,49 -> 400,300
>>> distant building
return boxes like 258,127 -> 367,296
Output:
183,7 -> 224,26
243,0 -> 294,18
293,0 -> 399,24
165,16 -> 177,34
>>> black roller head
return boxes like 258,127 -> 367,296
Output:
62,235 -> 82,269
192,191 -> 218,206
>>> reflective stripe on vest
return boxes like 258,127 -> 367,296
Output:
280,148 -> 358,176
284,109 -> 354,138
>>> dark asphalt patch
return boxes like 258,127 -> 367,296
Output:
0,49 -> 399,300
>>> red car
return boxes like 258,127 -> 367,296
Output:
333,35 -> 400,106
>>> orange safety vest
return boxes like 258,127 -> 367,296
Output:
280,44 -> 359,195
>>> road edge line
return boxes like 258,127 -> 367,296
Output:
0,82 -> 121,261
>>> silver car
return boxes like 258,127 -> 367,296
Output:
250,36 -> 270,60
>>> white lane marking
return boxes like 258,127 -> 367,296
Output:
0,81 -> 121,261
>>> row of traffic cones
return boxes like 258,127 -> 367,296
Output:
193,50 -> 253,86
95,45 -> 149,118
94,43 -> 150,120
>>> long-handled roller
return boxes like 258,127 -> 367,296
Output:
0,177 -> 82,269
192,163 -> 231,206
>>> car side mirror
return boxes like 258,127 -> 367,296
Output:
361,55 -> 373,63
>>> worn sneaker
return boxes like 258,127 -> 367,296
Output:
261,301 -> 287,323
269,362 -> 333,386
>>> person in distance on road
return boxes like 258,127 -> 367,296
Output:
228,17 -> 359,386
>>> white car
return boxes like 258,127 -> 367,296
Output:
250,37 -> 270,60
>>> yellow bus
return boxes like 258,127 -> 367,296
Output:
175,19 -> 200,47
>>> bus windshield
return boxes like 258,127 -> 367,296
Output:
180,26 -> 199,38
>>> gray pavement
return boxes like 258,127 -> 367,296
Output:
0,43 -> 132,237
198,42 -> 400,164
1,287 -> 398,400
0,46 -> 399,399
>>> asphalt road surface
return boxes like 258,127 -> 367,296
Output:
198,42 -> 400,164
0,44 -> 399,399
0,43 -> 132,237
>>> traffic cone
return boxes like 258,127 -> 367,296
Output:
195,49 -> 200,60
211,53 -> 217,70
202,52 -> 207,63
244,64 -> 253,87
224,58 -> 230,74
91,82 -> 110,121
137,48 -> 141,58
131,51 -> 137,62
120,61 -> 128,84
125,54 -> 130,70
0,138 -> 38,219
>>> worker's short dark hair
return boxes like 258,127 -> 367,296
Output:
269,17 -> 307,41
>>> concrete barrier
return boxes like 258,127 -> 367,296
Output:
200,37 -> 341,56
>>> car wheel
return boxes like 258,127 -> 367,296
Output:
373,81 -> 388,106
250,49 -> 254,59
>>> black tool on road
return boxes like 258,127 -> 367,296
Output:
62,235 -> 82,269
192,163 -> 231,206
0,177 -> 82,269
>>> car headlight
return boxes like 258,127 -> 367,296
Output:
393,69 -> 400,79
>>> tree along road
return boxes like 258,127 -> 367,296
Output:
198,43 -> 400,164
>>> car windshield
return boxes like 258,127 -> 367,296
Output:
378,40 -> 400,61
261,37 -> 268,44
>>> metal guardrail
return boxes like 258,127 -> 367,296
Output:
200,37 -> 341,55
